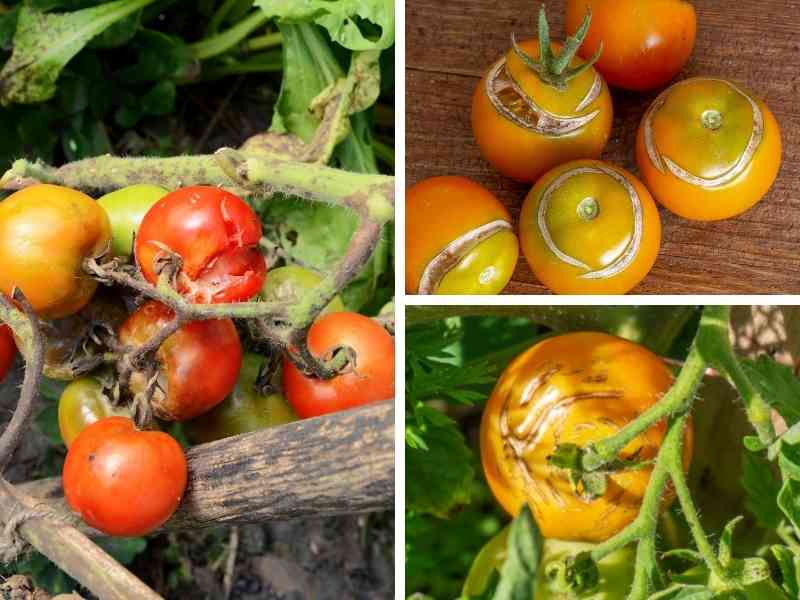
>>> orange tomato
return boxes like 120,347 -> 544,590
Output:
519,160 -> 661,294
636,78 -> 782,221
405,176 -> 518,295
480,332 -> 693,543
566,0 -> 696,91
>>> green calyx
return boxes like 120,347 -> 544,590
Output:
511,4 -> 602,90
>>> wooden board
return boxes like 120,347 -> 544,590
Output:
405,0 -> 800,294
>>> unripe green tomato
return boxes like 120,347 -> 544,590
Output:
184,353 -> 297,444
260,265 -> 345,315
97,184 -> 169,257
463,526 -> 635,599
58,377 -> 132,447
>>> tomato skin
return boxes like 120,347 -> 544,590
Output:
282,312 -> 394,418
0,184 -> 111,319
405,176 -> 519,295
135,186 -> 266,303
519,160 -> 661,294
566,0 -> 696,91
481,332 -> 693,543
472,40 -> 613,183
260,265 -> 345,316
58,377 -> 133,447
97,184 -> 169,258
0,325 -> 15,383
185,353 -> 297,443
63,416 -> 186,536
118,301 -> 242,421
636,78 -> 782,221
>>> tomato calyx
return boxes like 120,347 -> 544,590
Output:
544,551 -> 601,595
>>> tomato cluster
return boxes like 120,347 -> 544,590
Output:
0,182 -> 394,537
407,3 -> 782,295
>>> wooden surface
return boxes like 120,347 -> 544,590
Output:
405,0 -> 800,294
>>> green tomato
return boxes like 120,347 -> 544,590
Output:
97,184 -> 168,257
260,265 -> 345,315
58,376 -> 132,447
184,353 -> 297,444
463,527 -> 635,599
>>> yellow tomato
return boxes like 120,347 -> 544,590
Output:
480,332 -> 693,543
519,160 -> 661,294
636,77 -> 782,221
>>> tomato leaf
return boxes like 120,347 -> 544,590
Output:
771,545 -> 800,598
741,356 -> 800,426
492,506 -> 542,600
741,449 -> 782,529
777,478 -> 800,533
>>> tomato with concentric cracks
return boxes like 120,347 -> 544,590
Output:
566,0 -> 696,91
0,325 -> 15,384
636,77 -> 782,221
406,176 -> 519,295
58,376 -> 133,447
135,186 -> 266,303
63,416 -> 187,536
481,332 -> 693,543
0,184 -> 111,319
471,8 -> 613,182
282,312 -> 394,418
519,160 -> 661,295
97,184 -> 169,258
118,301 -> 242,421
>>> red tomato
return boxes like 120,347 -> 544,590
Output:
0,325 -> 15,383
135,186 -> 266,303
282,312 -> 394,418
118,301 -> 242,421
63,417 -> 187,536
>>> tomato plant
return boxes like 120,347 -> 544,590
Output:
636,78 -> 782,221
471,7 -> 612,182
63,416 -> 187,537
185,353 -> 297,444
565,0 -> 696,91
405,176 -> 519,295
260,265 -> 345,315
518,160 -> 661,294
58,376 -> 133,447
480,332 -> 693,542
0,184 -> 111,318
0,325 -> 14,383
118,301 -> 242,421
135,186 -> 266,303
97,184 -> 169,258
283,312 -> 394,418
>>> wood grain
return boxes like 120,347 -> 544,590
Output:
405,0 -> 800,294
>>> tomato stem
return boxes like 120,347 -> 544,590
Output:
190,11 -> 271,60
701,109 -> 723,131
576,197 -> 599,221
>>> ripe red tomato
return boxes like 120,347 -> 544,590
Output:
282,312 -> 394,418
566,0 -> 697,91
118,301 -> 242,421
0,325 -> 15,383
63,417 -> 187,536
135,186 -> 266,303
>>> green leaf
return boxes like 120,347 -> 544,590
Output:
771,545 -> 800,598
492,506 -> 542,600
742,449 -> 782,529
0,6 -> 20,50
742,356 -> 800,426
116,29 -> 195,83
779,442 -> 800,481
94,537 -> 147,565
777,478 -> 800,532
88,8 -> 141,48
33,403 -> 62,446
0,0 -> 158,106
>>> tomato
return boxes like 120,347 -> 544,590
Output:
464,526 -> 636,599
97,184 -> 169,258
135,186 -> 266,303
282,312 -> 394,418
0,325 -> 15,384
565,0 -> 696,91
405,176 -> 519,295
63,416 -> 187,536
480,332 -> 693,543
118,301 -> 242,421
636,78 -> 782,221
58,377 -> 133,447
185,353 -> 297,444
260,265 -> 345,315
471,8 -> 612,182
518,160 -> 661,294
0,184 -> 111,318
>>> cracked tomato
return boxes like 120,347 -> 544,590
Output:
282,312 -> 394,418
566,0 -> 696,91
0,325 -> 14,383
406,176 -> 519,295
58,376 -> 133,447
63,416 -> 187,536
0,184 -> 111,318
135,186 -> 266,303
519,160 -> 661,294
118,301 -> 242,421
481,332 -> 693,542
